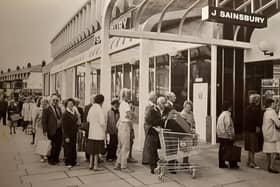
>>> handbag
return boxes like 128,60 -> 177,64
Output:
221,145 -> 241,162
35,139 -> 51,156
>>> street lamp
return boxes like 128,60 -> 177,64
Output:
258,40 -> 274,56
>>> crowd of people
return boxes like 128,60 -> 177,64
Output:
1,90 -> 280,175
217,94 -> 280,174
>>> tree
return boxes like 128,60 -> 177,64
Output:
16,66 -> 20,70
0,70 -> 3,74
27,62 -> 31,68
7,68 -> 11,72
41,60 -> 46,67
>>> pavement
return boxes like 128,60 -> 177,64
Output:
0,124 -> 280,187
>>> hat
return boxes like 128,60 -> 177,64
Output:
111,98 -> 120,105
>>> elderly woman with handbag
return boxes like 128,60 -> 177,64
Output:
7,100 -> 19,134
262,98 -> 280,174
217,101 -> 239,169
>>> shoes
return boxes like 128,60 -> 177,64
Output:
114,164 -> 121,170
230,165 -> 240,169
48,161 -> 56,165
247,162 -> 260,169
121,168 -> 133,173
219,164 -> 228,168
268,168 -> 279,174
93,167 -> 104,172
127,157 -> 138,163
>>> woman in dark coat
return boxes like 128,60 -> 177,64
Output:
145,96 -> 166,174
62,98 -> 79,169
7,100 -> 18,134
244,94 -> 262,169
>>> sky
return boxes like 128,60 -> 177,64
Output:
0,0 -> 88,72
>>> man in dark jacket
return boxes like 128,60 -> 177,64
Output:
0,95 -> 8,126
42,94 -> 63,165
145,96 -> 166,174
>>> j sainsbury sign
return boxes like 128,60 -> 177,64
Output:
202,6 -> 267,28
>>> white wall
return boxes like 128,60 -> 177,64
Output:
245,12 -> 280,63
26,72 -> 43,90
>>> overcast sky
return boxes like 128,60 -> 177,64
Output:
0,0 -> 88,72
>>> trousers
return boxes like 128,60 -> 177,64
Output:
116,123 -> 131,169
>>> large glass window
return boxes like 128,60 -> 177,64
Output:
149,57 -> 155,92
43,73 -> 50,96
65,68 -> 75,98
55,72 -> 62,95
76,64 -> 86,105
124,63 -> 131,89
115,65 -> 123,97
90,67 -> 100,96
156,54 -> 170,96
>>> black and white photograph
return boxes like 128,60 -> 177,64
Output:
0,0 -> 280,186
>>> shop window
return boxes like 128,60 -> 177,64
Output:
115,65 -> 123,97
132,61 -> 139,105
65,68 -> 75,98
149,57 -> 155,92
76,64 -> 86,105
55,72 -> 62,95
124,63 -> 131,89
43,73 -> 50,96
90,67 -> 100,96
156,54 -> 170,96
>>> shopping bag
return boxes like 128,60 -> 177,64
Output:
77,130 -> 87,152
221,145 -> 241,162
10,114 -> 21,122
25,123 -> 33,135
35,139 -> 51,156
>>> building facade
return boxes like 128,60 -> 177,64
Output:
0,64 -> 43,99
43,0 -> 280,148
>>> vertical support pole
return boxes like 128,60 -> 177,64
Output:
169,54 -> 172,92
211,45 -> 217,145
72,68 -> 76,98
85,62 -> 91,105
233,48 -> 236,119
187,49 -> 191,101
138,39 -> 150,150
222,48 -> 225,106
251,0 -> 255,13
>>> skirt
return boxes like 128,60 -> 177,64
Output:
244,132 -> 262,153
263,141 -> 280,153
86,139 -> 105,155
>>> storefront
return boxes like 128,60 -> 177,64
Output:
44,0 -> 280,149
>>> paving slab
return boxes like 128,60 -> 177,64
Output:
21,171 -> 68,183
31,177 -> 82,187
78,179 -> 132,187
78,172 -> 120,184
125,177 -> 145,186
66,168 -> 108,177
131,172 -> 170,185
148,181 -> 184,187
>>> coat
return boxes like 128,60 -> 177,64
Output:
87,104 -> 106,140
62,110 -> 78,138
245,104 -> 262,133
106,108 -> 120,135
42,105 -> 62,137
262,108 -> 280,142
7,104 -> 18,120
217,111 -> 235,139
21,102 -> 33,121
145,106 -> 165,150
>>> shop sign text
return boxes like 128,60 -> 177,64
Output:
202,6 -> 267,28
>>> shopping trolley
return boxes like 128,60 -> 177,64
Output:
155,128 -> 200,180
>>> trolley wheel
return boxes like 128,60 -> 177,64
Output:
158,174 -> 164,181
191,168 -> 196,179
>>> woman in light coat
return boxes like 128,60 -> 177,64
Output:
22,97 -> 34,137
87,94 -> 106,171
33,97 -> 49,162
262,98 -> 280,173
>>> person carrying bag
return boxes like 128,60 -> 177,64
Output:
217,101 -> 240,169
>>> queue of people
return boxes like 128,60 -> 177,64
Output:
2,90 -> 280,175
